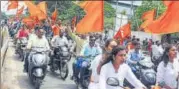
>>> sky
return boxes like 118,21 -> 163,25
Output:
1,1 -> 27,15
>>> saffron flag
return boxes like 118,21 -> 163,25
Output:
16,6 -> 24,16
37,1 -> 47,16
140,9 -> 156,30
7,1 -> 18,10
51,8 -> 58,21
163,0 -> 172,7
114,23 -> 131,40
146,1 -> 179,34
76,1 -> 104,34
24,1 -> 46,21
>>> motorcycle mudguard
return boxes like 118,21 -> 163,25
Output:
33,68 -> 44,77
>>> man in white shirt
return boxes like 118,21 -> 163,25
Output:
152,41 -> 164,60
24,28 -> 50,72
51,31 -> 68,48
50,31 -> 69,66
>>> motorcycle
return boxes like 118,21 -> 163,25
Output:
16,37 -> 28,61
27,47 -> 49,89
50,45 -> 70,80
72,54 -> 97,89
107,77 -> 131,89
151,55 -> 162,72
125,57 -> 156,88
107,77 -> 161,89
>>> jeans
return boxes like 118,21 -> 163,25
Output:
80,61 -> 89,83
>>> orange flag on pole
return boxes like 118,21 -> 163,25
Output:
114,23 -> 131,40
7,1 -> 18,10
163,0 -> 172,7
24,1 -> 46,21
24,1 -> 41,16
146,1 -> 179,34
141,9 -> 156,21
37,1 -> 47,20
140,9 -> 156,30
76,1 -> 104,34
51,8 -> 58,21
16,6 -> 24,16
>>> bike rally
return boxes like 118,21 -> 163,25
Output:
1,1 -> 179,89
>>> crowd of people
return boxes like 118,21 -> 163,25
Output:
1,18 -> 179,89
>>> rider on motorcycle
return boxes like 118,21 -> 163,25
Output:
50,31 -> 69,65
99,46 -> 146,89
15,24 -> 29,54
24,28 -> 50,72
72,35 -> 102,84
126,41 -> 144,65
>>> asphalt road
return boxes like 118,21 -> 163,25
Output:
2,40 -> 77,89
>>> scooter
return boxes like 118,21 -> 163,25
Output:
125,57 -> 156,88
27,47 -> 49,89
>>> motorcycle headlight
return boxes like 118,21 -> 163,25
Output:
144,72 -> 156,84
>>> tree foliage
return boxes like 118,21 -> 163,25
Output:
1,12 -> 7,19
104,1 -> 116,29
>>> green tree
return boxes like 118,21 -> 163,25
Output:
104,1 -> 116,30
0,12 -> 7,19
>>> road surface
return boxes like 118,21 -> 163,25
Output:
2,39 -> 77,89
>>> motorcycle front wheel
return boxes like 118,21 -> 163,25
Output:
34,78 -> 42,89
59,61 -> 69,80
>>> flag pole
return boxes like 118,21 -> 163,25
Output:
55,1 -> 57,9
113,1 -> 118,36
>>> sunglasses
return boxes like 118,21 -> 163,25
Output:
118,54 -> 127,57
109,45 -> 116,48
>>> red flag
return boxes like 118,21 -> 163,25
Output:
51,8 -> 58,21
7,1 -> 18,10
146,1 -> 179,34
114,23 -> 131,40
76,1 -> 104,34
